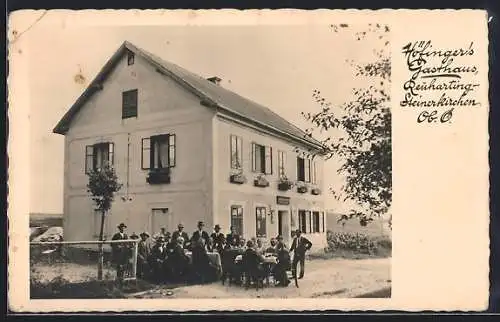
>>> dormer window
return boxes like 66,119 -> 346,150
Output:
127,51 -> 135,66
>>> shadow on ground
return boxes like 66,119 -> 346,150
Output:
354,287 -> 391,298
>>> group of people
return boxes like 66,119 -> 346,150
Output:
110,220 -> 313,288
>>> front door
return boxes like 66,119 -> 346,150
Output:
278,210 -> 290,245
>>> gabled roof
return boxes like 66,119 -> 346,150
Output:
53,41 -> 324,151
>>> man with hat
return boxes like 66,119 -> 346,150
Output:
226,226 -> 241,248
191,221 -> 211,251
289,229 -> 312,280
111,223 -> 129,281
149,235 -> 168,283
137,232 -> 151,279
211,224 -> 226,254
172,223 -> 190,249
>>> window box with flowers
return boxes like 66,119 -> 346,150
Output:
230,172 -> 247,184
254,174 -> 270,188
311,187 -> 322,195
146,167 -> 171,184
277,176 -> 294,191
296,181 -> 308,194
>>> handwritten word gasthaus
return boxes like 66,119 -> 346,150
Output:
400,40 -> 481,123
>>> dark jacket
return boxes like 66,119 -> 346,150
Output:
172,230 -> 190,247
137,240 -> 151,261
150,244 -> 168,262
289,236 -> 312,258
111,232 -> 129,264
191,230 -> 210,248
211,232 -> 226,252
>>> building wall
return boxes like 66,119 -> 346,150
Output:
63,53 -> 214,241
213,116 -> 327,250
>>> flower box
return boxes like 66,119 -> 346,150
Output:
230,174 -> 247,184
278,181 -> 292,191
254,176 -> 270,188
297,185 -> 308,194
311,187 -> 322,195
146,168 -> 171,184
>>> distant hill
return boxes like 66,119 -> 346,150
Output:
29,213 -> 63,228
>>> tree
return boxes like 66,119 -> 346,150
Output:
87,163 -> 123,280
302,23 -> 391,225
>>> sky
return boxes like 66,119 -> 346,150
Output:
26,24 -> 385,214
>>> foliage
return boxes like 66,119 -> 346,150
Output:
322,230 -> 392,258
302,23 -> 392,223
87,164 -> 123,217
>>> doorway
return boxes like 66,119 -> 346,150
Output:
151,208 -> 172,236
278,210 -> 290,245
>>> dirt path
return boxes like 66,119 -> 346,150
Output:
136,257 -> 391,299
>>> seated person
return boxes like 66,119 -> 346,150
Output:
242,240 -> 267,288
148,236 -> 168,283
167,236 -> 190,282
238,238 -> 247,251
265,238 -> 278,255
191,237 -> 218,283
256,238 -> 265,255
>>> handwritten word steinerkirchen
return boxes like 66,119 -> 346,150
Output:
400,40 -> 481,123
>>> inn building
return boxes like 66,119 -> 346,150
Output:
53,41 -> 327,248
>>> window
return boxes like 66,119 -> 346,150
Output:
141,134 -> 176,170
313,211 -> 320,233
93,209 -> 109,238
127,51 -> 135,65
230,205 -> 244,236
122,89 -> 138,119
278,150 -> 286,177
298,210 -> 307,233
297,156 -> 311,182
252,143 -> 272,174
256,207 -> 267,238
85,142 -> 114,174
321,212 -> 326,232
230,135 -> 243,169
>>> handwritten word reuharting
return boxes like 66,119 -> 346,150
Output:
400,40 -> 481,124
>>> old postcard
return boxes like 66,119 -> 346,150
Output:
7,9 -> 489,311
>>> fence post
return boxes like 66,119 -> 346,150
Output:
131,240 -> 138,279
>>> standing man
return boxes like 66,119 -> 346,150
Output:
211,224 -> 226,254
289,229 -> 312,280
111,223 -> 129,281
172,223 -> 190,249
191,221 -> 210,251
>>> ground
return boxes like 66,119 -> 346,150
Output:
130,257 -> 391,299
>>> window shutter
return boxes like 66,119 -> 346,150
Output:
168,134 -> 176,167
237,136 -> 243,168
85,145 -> 94,174
305,159 -> 311,182
265,146 -> 272,174
141,138 -> 151,169
251,143 -> 256,172
108,143 -> 114,166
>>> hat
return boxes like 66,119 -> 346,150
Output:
198,221 -> 205,226
130,233 -> 139,239
295,229 -> 302,234
156,235 -> 165,242
214,224 -> 221,230
117,223 -> 127,229
140,232 -> 150,238
178,223 -> 184,228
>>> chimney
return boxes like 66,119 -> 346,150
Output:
207,76 -> 222,85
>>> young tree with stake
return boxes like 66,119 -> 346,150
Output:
87,163 -> 123,280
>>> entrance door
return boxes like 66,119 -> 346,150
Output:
278,210 -> 290,245
151,208 -> 172,236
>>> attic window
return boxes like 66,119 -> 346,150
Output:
127,51 -> 135,65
